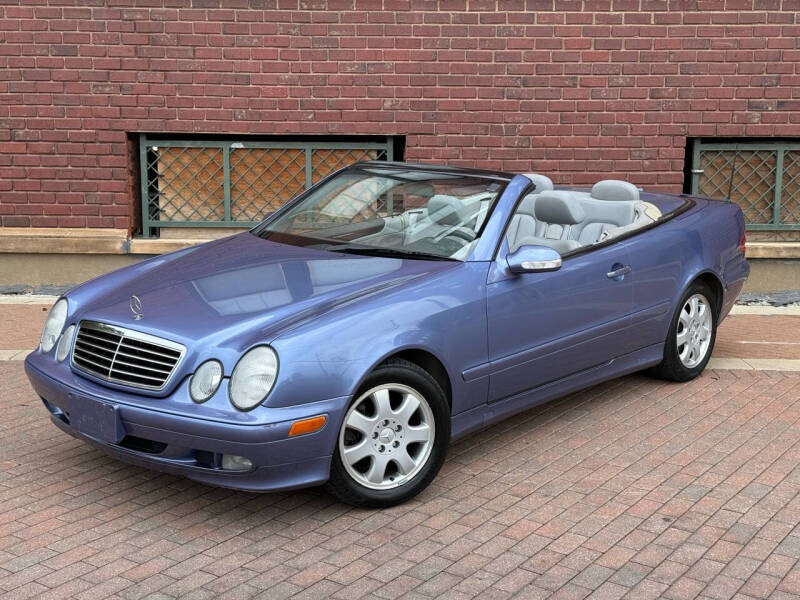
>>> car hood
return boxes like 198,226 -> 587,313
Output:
68,233 -> 456,352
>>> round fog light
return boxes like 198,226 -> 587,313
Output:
221,454 -> 252,471
190,360 -> 223,403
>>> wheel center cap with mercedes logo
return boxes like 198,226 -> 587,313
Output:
378,428 -> 395,444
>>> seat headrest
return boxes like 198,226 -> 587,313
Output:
534,191 -> 585,225
427,194 -> 468,226
523,173 -> 554,192
515,194 -> 536,216
591,180 -> 640,202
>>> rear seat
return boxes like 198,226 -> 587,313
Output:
591,180 -> 640,202
571,196 -> 636,244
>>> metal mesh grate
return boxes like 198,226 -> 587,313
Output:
151,147 -> 225,222
140,137 -> 393,236
697,150 -> 776,224
781,151 -> 800,225
230,148 -> 306,222
691,142 -> 800,230
312,148 -> 386,183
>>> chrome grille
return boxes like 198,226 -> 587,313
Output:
71,321 -> 185,390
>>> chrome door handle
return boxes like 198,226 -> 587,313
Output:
606,265 -> 631,279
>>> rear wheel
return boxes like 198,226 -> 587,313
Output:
651,281 -> 717,382
327,359 -> 450,508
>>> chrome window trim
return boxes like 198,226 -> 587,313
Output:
70,320 -> 186,391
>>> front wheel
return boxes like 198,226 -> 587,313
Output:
326,358 -> 450,508
651,281 -> 717,382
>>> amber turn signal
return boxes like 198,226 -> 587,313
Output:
288,415 -> 327,437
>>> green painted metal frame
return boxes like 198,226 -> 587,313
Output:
690,140 -> 800,230
139,134 -> 393,237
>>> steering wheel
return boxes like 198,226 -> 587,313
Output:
440,226 -> 476,244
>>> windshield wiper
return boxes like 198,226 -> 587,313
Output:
324,245 -> 456,261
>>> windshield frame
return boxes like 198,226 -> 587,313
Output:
250,162 -> 514,261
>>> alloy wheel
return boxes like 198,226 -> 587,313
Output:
677,293 -> 712,368
339,384 -> 435,490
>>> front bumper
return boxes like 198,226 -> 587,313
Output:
24,352 -> 349,492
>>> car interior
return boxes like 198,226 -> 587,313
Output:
504,174 -> 663,255
352,186 -> 498,260
275,170 -> 665,261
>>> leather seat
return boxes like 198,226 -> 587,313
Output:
503,176 -> 556,250
509,192 -> 584,254
427,194 -> 470,226
572,180 -> 639,242
506,187 -> 639,253
505,177 -> 654,255
591,180 -> 640,202
571,197 -> 636,244
505,194 -> 546,247
523,173 -> 554,193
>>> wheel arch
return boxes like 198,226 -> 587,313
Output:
387,349 -> 452,410
355,346 -> 454,412
691,270 -> 725,318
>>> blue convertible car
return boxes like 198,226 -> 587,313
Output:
25,162 -> 749,506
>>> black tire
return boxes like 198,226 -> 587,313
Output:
326,358 -> 450,508
651,281 -> 718,382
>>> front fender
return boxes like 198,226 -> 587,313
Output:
265,262 -> 491,417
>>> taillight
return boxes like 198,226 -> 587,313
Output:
739,231 -> 746,255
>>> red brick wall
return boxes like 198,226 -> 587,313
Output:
1,2 -> 800,230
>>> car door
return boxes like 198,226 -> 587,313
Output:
486,240 -> 635,403
622,217 -> 691,351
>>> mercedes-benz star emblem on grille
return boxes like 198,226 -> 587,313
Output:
130,295 -> 143,320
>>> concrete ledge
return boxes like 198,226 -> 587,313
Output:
0,227 -> 128,254
746,242 -> 800,259
0,227 -> 218,255
129,237 -> 209,254
0,227 -> 217,255
0,254 -> 144,287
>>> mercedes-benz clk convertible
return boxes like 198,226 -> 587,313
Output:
25,162 -> 749,507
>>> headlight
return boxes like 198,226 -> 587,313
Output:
55,324 -> 75,362
190,360 -> 223,403
40,298 -> 68,353
229,346 -> 278,411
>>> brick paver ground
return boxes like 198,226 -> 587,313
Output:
1,302 -> 799,599
0,305 -> 47,350
715,316 -> 800,360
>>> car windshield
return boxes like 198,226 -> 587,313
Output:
253,165 -> 509,261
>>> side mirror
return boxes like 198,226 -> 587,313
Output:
506,244 -> 562,274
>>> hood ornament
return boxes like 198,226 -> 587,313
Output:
130,295 -> 143,320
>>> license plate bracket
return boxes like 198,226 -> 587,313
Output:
71,398 -> 126,445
